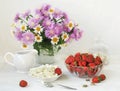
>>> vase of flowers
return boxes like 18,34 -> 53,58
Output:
11,4 -> 83,64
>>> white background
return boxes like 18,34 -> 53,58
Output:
0,0 -> 120,56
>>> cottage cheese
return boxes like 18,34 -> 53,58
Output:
29,64 -> 58,79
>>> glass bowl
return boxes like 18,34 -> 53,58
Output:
65,63 -> 103,78
65,52 -> 103,78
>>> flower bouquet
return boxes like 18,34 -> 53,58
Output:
12,4 -> 83,57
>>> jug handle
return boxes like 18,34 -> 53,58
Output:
4,52 -> 15,66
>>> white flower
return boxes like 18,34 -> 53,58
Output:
51,36 -> 59,45
20,24 -> 27,31
48,8 -> 55,14
35,35 -> 43,42
21,43 -> 28,49
34,25 -> 43,34
67,21 -> 74,30
62,33 -> 69,41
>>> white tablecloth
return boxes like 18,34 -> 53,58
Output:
0,55 -> 120,91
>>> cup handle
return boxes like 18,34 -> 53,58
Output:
4,52 -> 15,66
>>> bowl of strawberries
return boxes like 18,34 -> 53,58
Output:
65,52 -> 103,78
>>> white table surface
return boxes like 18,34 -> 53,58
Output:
0,55 -> 120,91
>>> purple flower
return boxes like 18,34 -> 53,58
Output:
42,18 -> 53,28
14,30 -> 23,41
45,24 -> 63,38
28,18 -> 39,28
22,10 -> 31,18
52,9 -> 62,18
40,4 -> 51,17
45,28 -> 56,38
21,32 -> 34,45
35,8 -> 44,17
35,11 -> 44,20
62,12 -> 69,20
14,13 -> 20,22
70,28 -> 83,40
41,4 -> 51,11
63,25 -> 70,32
54,24 -> 63,36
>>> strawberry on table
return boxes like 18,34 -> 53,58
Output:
92,76 -> 101,83
99,74 -> 106,81
19,80 -> 28,87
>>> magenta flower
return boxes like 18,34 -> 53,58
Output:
14,13 -> 20,22
40,4 -> 51,17
42,4 -> 51,11
28,18 -> 39,28
22,10 -> 31,18
70,28 -> 83,40
45,23 -> 63,38
42,18 -> 53,29
54,24 -> 63,36
63,25 -> 70,32
21,32 -> 34,45
45,28 -> 56,38
62,12 -> 69,21
14,30 -> 23,41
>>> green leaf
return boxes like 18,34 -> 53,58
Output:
33,42 -> 40,55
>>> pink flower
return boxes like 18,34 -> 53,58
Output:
14,30 -> 23,41
28,18 -> 39,28
21,32 -> 34,45
22,10 -> 31,18
14,13 -> 20,22
70,28 -> 83,40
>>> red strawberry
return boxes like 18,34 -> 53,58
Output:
83,67 -> 88,72
95,56 -> 102,65
75,67 -> 82,73
55,67 -> 62,75
92,76 -> 101,83
89,63 -> 96,68
65,55 -> 75,64
70,61 -> 77,66
67,65 -> 74,73
75,52 -> 81,58
78,61 -> 83,66
81,54 -> 88,61
86,54 -> 94,63
99,74 -> 106,81
87,69 -> 95,77
19,80 -> 28,87
81,61 -> 87,66
74,56 -> 81,62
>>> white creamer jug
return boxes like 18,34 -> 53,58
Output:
4,49 -> 38,73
